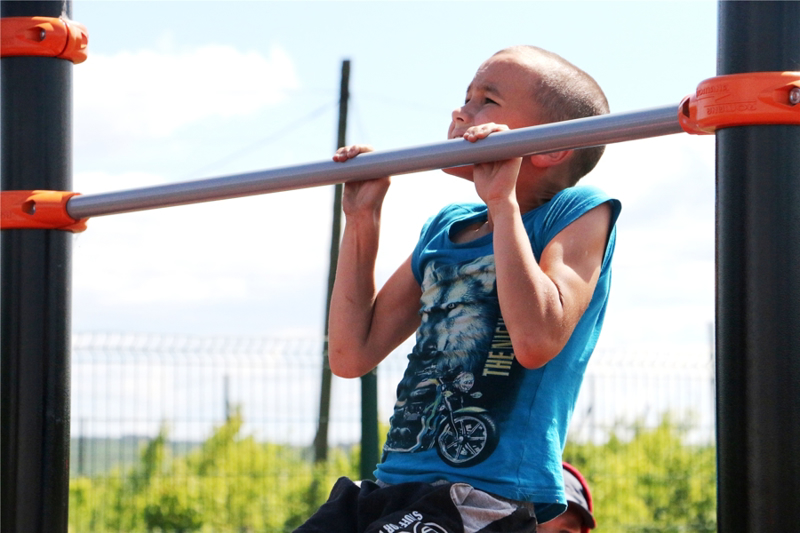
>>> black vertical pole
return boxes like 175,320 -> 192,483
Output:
716,2 -> 800,531
1,1 -> 74,532
314,59 -> 350,463
360,367 -> 379,481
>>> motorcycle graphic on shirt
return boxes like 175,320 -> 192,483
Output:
385,256 -> 520,468
400,364 -> 498,467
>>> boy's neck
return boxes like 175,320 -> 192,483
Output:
515,172 -> 571,214
451,217 -> 492,244
453,175 -> 569,244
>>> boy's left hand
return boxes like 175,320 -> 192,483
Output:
462,123 -> 522,206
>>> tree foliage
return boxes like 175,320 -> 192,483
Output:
69,410 -> 357,532
70,412 -> 715,532
563,413 -> 716,532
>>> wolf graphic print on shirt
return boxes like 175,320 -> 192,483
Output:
384,255 -> 525,468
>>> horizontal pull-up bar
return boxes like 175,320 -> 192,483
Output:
4,71 -> 800,230
65,104 -> 685,220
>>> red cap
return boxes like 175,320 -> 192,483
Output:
562,462 -> 596,533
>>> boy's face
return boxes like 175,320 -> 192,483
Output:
445,50 -> 543,180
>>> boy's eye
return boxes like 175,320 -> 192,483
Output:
463,96 -> 497,106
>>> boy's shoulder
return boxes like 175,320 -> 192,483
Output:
541,185 -> 620,218
549,184 -> 613,204
438,202 -> 486,217
528,185 -> 621,246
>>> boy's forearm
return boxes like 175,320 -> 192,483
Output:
328,211 -> 382,377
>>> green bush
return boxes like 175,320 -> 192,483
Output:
69,412 -> 357,532
70,413 -> 715,532
564,413 -> 716,532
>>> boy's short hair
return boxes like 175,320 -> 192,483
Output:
502,46 -> 610,184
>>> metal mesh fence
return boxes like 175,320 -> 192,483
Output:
69,333 -> 716,531
71,333 -> 339,474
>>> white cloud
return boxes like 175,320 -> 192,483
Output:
584,133 -> 717,352
73,170 -> 332,307
75,170 -> 165,193
74,44 -> 299,142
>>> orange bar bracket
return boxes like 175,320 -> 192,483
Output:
0,16 -> 88,64
1,191 -> 88,232
680,72 -> 800,134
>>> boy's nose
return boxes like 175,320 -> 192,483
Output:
451,106 -> 470,124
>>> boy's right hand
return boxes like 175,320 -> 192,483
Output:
333,144 -> 391,216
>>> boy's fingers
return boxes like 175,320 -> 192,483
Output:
463,123 -> 509,142
333,147 -> 349,161
333,144 -> 375,161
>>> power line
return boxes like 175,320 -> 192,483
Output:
181,100 -> 337,180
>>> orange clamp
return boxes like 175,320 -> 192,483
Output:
1,190 -> 87,232
680,72 -> 800,134
1,16 -> 88,64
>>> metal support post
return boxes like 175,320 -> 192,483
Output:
1,1 -> 74,532
716,2 -> 800,531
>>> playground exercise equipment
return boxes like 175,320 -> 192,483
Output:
0,15 -> 87,63
2,71 -> 800,231
4,2 -> 800,532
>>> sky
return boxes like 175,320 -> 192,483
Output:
69,0 -> 720,358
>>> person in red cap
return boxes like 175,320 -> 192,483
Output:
538,462 -> 596,533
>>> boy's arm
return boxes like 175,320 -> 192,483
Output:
491,200 -> 611,369
327,145 -> 422,378
464,123 -> 611,369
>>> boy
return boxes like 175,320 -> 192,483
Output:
298,45 -> 619,532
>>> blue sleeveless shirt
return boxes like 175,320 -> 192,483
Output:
375,185 -> 621,522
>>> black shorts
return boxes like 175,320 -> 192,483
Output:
294,477 -> 538,533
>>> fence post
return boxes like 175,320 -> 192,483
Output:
360,369 -> 378,480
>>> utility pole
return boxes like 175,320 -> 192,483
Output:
1,1 -> 81,531
314,59 -> 350,462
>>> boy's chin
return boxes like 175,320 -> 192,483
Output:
443,165 -> 474,182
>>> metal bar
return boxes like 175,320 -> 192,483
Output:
1,1 -> 74,532
67,104 -> 684,220
716,2 -> 800,532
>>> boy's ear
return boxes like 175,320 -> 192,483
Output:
529,149 -> 573,168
